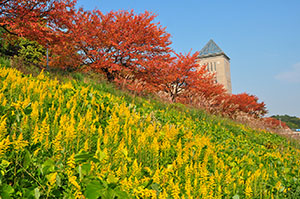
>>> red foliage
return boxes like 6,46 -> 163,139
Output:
0,0 -> 76,45
263,117 -> 289,129
220,93 -> 267,118
140,51 -> 267,118
143,51 -> 226,102
50,9 -> 172,79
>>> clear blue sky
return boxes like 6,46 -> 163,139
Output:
77,0 -> 300,117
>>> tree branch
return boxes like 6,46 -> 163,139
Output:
0,24 -> 18,36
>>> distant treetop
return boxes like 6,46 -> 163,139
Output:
271,115 -> 300,129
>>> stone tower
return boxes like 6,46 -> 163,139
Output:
196,39 -> 232,93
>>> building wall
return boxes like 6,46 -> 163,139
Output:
196,55 -> 232,93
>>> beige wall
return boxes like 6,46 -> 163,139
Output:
196,54 -> 232,93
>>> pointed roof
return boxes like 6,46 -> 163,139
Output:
198,39 -> 229,60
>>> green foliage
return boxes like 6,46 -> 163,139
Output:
0,57 -> 10,67
0,27 -> 20,57
71,72 -> 84,82
272,115 -> 300,129
18,38 -> 46,65
0,38 -> 19,58
0,30 -> 45,65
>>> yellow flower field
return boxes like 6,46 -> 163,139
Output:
0,66 -> 300,198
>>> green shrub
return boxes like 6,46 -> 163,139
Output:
0,57 -> 10,67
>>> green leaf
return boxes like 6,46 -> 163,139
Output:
85,180 -> 104,199
34,187 -> 40,199
79,165 -> 82,180
23,149 -> 31,169
56,173 -> 61,187
151,183 -> 162,194
75,152 -> 94,163
23,102 -> 32,115
144,179 -> 153,189
81,163 -> 91,176
232,194 -> 240,199
0,159 -> 11,169
1,184 -> 14,199
95,150 -> 106,161
42,159 -> 55,175
16,112 -> 20,123
104,188 -> 116,199
283,167 -> 290,173
114,189 -> 129,199
279,186 -> 285,192
90,157 -> 100,163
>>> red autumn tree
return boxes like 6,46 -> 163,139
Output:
263,117 -> 289,129
95,10 -> 172,82
0,0 -> 76,45
49,8 -> 103,71
50,9 -> 172,79
222,93 -> 267,117
143,51 -> 225,102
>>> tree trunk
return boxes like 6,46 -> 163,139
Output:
102,68 -> 115,82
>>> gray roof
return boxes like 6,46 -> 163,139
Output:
199,39 -> 229,60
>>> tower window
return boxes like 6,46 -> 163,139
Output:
214,62 -> 216,71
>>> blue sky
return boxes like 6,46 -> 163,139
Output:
77,0 -> 300,117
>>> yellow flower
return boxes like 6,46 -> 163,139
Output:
274,171 -> 278,178
151,137 -> 159,155
275,181 -> 282,191
146,114 -> 151,123
11,101 -> 22,110
103,133 -> 109,145
185,178 -> 192,197
67,154 -> 76,169
171,181 -> 180,199
33,148 -> 40,157
48,172 -> 57,186
61,81 -> 74,90
32,125 -> 40,144
0,137 -> 10,156
105,112 -> 120,135
69,175 -> 80,189
0,116 -> 7,139
245,180 -> 252,198
160,189 -> 168,199
133,186 -> 156,198
12,133 -> 28,152
1,98 -> 7,106
36,70 -> 46,80
97,126 -> 103,137
84,139 -> 89,151
152,169 -> 160,184
120,177 -> 133,191
65,121 -> 76,144
53,131 -> 63,154
132,159 -> 140,176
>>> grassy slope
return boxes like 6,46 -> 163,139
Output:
0,64 -> 300,198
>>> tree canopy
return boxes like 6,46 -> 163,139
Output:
0,0 -> 267,119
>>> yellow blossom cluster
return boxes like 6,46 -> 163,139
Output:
1,66 -> 300,198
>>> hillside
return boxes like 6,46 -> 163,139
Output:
1,65 -> 300,198
272,115 -> 300,130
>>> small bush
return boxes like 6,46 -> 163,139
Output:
0,56 -> 10,67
